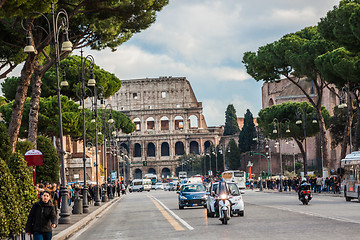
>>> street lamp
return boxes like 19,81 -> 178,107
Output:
296,106 -> 317,176
24,2 -> 73,224
72,50 -> 96,213
272,118 -> 290,192
100,100 -> 114,200
87,84 -> 104,206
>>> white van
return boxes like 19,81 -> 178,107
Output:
129,179 -> 152,192
142,179 -> 152,191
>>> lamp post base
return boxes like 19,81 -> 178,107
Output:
82,186 -> 89,213
94,185 -> 101,206
58,186 -> 71,224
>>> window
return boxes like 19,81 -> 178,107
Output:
133,93 -> 138,99
162,91 -> 166,98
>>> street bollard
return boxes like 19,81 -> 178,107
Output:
72,195 -> 83,214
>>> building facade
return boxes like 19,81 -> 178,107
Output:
107,77 -> 223,180
261,77 -> 341,173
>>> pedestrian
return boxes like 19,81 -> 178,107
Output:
25,190 -> 58,240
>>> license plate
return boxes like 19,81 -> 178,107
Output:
305,195 -> 308,199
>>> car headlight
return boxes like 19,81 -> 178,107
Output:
180,195 -> 187,200
220,194 -> 227,200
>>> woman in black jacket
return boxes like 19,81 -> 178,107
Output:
26,190 -> 57,240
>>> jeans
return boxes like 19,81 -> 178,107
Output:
33,232 -> 52,240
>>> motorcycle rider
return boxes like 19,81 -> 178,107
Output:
214,179 -> 232,217
298,177 -> 311,199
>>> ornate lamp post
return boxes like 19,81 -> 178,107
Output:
296,106 -> 317,176
73,50 -> 96,213
87,83 -> 104,206
272,118 -> 290,192
24,2 -> 73,223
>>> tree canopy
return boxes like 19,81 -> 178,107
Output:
238,109 -> 256,153
224,104 -> 240,136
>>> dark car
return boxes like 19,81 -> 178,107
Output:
177,183 -> 207,209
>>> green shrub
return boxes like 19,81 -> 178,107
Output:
0,201 -> 9,239
0,123 -> 11,162
15,140 -> 34,156
36,136 -> 60,183
7,153 -> 38,226
0,158 -> 22,235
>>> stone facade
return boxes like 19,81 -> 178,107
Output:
107,77 -> 223,180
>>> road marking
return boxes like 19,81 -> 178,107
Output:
248,202 -> 360,225
147,195 -> 194,230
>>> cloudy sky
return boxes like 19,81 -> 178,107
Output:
5,0 -> 340,126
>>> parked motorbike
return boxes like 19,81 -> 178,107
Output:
298,182 -> 312,205
218,193 -> 231,224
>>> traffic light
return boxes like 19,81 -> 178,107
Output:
143,161 -> 147,166
250,151 -> 253,156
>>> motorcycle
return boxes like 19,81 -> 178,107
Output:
298,183 -> 312,205
218,193 -> 231,224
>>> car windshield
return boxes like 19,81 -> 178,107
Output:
228,183 -> 240,195
211,183 -> 218,193
181,184 -> 205,192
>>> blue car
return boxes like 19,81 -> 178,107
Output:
177,183 -> 207,209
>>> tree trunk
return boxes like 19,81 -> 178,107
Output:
8,54 -> 37,152
340,114 -> 349,160
28,60 -> 44,148
294,139 -> 305,167
354,105 -> 360,151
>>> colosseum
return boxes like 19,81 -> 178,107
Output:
107,76 -> 223,181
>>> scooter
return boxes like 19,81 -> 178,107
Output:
218,193 -> 231,224
298,183 -> 312,205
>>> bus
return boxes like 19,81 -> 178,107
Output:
178,171 -> 187,179
341,151 -> 360,202
144,173 -> 157,186
222,170 -> 246,190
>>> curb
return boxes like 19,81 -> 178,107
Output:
53,197 -> 122,240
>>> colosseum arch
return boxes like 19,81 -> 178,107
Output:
161,168 -> 171,178
160,116 -> 169,130
190,141 -> 199,154
148,168 -> 156,175
204,141 -> 212,151
175,141 -> 185,155
147,142 -> 156,157
133,117 -> 141,131
174,116 -> 184,130
188,115 -> 198,129
134,168 -> 142,179
134,143 -> 142,157
161,142 -> 170,156
146,117 -> 155,130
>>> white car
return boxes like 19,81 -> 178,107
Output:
206,182 -> 244,217
227,182 -> 245,216
154,182 -> 164,190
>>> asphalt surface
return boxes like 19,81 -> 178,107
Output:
63,189 -> 360,240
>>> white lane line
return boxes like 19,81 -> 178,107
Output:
148,195 -> 194,230
250,202 -> 360,225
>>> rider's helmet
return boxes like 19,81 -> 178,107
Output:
301,177 -> 307,184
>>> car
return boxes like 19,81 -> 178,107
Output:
177,183 -> 207,209
227,182 -> 245,216
206,182 -> 245,217
206,182 -> 218,217
154,182 -> 164,190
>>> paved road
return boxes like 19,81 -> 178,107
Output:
69,190 -> 360,240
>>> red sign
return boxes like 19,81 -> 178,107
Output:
25,149 -> 43,166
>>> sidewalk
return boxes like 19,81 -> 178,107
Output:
52,196 -> 122,240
